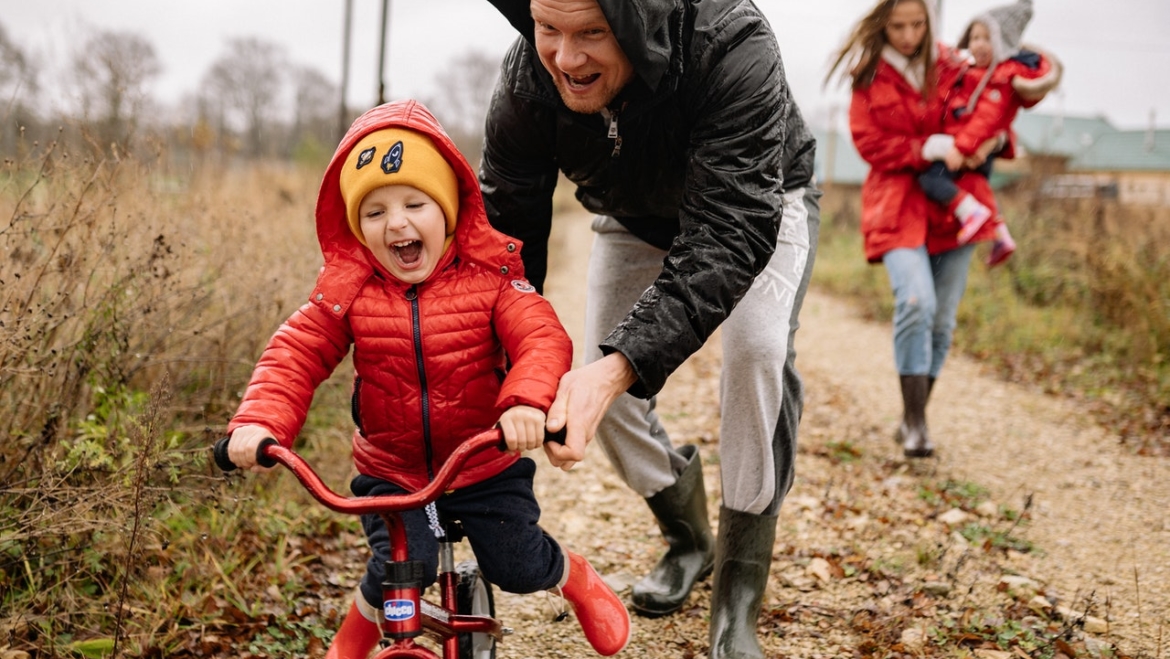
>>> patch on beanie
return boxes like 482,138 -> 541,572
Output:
381,141 -> 404,174
356,146 -> 376,170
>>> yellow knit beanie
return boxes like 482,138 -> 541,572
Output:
339,128 -> 459,245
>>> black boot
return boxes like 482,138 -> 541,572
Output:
631,444 -> 715,617
709,506 -> 778,659
896,374 -> 934,458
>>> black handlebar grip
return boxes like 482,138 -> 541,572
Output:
213,436 -> 236,472
213,435 -> 279,471
544,427 -> 567,445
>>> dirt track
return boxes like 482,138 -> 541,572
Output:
473,207 -> 1170,658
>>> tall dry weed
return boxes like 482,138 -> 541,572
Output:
1,133 -> 325,652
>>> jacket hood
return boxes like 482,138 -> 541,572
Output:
314,100 -> 525,308
958,0 -> 1033,64
487,0 -> 679,93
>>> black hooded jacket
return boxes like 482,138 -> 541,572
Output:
480,0 -> 816,398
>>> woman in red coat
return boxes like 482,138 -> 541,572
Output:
828,0 -> 995,458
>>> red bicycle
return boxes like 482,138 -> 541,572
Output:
213,429 -> 545,659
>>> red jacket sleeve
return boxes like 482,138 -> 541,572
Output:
490,280 -> 572,413
228,301 -> 353,446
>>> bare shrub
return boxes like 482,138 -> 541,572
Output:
1,133 -> 322,652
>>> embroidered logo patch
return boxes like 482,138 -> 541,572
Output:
988,89 -> 1002,102
382,140 -> 404,174
511,280 -> 536,293
355,146 -> 376,170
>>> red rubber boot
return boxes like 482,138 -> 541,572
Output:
560,551 -> 631,656
325,600 -> 383,659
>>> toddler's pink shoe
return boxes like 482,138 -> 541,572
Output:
986,224 -> 1016,268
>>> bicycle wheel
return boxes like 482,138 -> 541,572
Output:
455,560 -> 496,659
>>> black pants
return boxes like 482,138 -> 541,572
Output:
352,457 -> 564,610
918,156 -> 996,207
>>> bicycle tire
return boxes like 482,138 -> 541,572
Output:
455,560 -> 496,659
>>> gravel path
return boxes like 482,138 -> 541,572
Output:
446,209 -> 1168,658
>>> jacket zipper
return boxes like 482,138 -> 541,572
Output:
406,284 -> 436,482
604,102 -> 626,158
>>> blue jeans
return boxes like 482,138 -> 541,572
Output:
881,245 -> 975,378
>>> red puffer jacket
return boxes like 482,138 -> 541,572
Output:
850,44 -> 993,261
947,51 -> 1057,158
228,100 -> 572,491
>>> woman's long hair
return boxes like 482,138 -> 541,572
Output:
825,0 -> 937,96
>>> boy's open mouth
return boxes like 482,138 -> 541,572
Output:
393,240 -> 422,265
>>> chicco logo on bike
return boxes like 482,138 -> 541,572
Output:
384,599 -> 416,621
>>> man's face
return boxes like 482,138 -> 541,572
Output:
530,0 -> 635,114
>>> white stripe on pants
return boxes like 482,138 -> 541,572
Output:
585,189 -> 813,514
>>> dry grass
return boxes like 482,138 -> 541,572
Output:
812,187 -> 1170,455
0,139 -> 326,655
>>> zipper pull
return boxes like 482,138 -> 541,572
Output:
607,103 -> 624,158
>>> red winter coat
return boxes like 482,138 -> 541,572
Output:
228,100 -> 572,491
849,44 -> 993,262
947,52 -> 1057,159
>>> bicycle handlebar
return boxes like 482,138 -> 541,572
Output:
212,427 -> 567,515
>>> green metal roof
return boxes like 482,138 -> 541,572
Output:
1067,129 -> 1170,171
1011,112 -> 1117,158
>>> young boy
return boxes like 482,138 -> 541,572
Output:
225,100 -> 630,658
918,0 -> 1061,265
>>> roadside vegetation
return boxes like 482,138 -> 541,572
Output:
3,136 -> 1162,657
812,186 -> 1170,457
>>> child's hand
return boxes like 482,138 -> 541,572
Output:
498,405 -> 547,453
228,425 -> 278,473
968,132 -> 1005,167
944,146 -> 965,171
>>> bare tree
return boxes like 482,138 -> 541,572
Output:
71,29 -> 161,156
0,21 -> 40,155
0,22 -> 37,105
426,50 -> 502,162
203,37 -> 287,158
291,65 -> 339,162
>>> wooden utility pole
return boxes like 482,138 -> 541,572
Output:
338,0 -> 353,142
377,0 -> 391,105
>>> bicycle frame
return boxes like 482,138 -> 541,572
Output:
219,429 -> 510,659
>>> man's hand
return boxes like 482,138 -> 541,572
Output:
498,405 -> 547,453
228,425 -> 278,474
544,352 -> 637,471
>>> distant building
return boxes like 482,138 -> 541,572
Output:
816,111 -> 1170,208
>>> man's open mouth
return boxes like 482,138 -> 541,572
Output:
565,73 -> 600,89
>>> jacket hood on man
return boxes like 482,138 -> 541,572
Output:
481,0 -> 816,397
486,0 -> 680,93
313,100 -> 525,313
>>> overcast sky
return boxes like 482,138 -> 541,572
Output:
5,0 -> 1168,132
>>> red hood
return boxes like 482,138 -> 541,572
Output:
313,100 -> 526,306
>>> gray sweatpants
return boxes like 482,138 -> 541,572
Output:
586,188 -> 819,515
